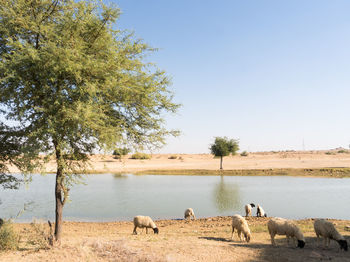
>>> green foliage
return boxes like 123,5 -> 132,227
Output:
210,137 -> 239,157
0,0 -> 179,177
240,151 -> 248,157
130,152 -> 151,160
0,221 -> 19,251
113,148 -> 130,159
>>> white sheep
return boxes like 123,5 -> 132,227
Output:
231,214 -> 251,242
133,216 -> 159,235
245,203 -> 255,217
256,204 -> 267,217
184,208 -> 196,220
314,219 -> 348,251
267,217 -> 305,248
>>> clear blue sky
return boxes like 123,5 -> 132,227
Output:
112,0 -> 350,153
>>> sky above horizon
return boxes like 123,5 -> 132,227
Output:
110,0 -> 350,154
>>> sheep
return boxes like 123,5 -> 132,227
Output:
133,216 -> 159,235
231,214 -> 251,242
267,217 -> 305,248
184,208 -> 196,220
245,203 -> 255,217
256,204 -> 267,217
314,219 -> 348,251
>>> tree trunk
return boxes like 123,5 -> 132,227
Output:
53,141 -> 65,243
54,171 -> 64,242
220,156 -> 223,170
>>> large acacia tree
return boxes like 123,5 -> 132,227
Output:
0,0 -> 179,243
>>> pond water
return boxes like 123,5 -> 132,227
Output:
1,174 -> 350,222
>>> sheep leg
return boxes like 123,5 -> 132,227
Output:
323,237 -> 327,249
146,228 -> 148,234
238,230 -> 243,242
193,215 -> 196,220
316,234 -> 320,247
231,227 -> 235,240
133,226 -> 138,235
286,236 -> 290,246
270,233 -> 276,246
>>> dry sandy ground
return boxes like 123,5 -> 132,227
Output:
8,150 -> 350,174
1,217 -> 350,262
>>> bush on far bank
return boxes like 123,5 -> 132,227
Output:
130,152 -> 151,160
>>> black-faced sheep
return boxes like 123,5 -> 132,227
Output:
245,203 -> 255,217
267,217 -> 305,248
133,216 -> 159,235
231,214 -> 251,243
256,204 -> 267,217
314,219 -> 348,251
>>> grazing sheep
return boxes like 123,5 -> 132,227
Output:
314,219 -> 348,251
267,217 -> 305,248
256,204 -> 267,217
133,216 -> 159,235
231,214 -> 251,243
184,208 -> 196,220
245,203 -> 255,217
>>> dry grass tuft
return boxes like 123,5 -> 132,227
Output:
25,220 -> 52,250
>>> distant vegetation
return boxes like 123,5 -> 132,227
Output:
337,149 -> 349,154
130,152 -> 151,160
240,151 -> 249,157
113,148 -> 130,159
168,155 -> 178,159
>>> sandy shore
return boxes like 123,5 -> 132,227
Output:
8,150 -> 350,174
2,217 -> 350,262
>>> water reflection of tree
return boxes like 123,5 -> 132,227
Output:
213,176 -> 241,213
113,174 -> 128,179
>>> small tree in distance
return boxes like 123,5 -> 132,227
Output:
210,137 -> 239,170
113,148 -> 130,160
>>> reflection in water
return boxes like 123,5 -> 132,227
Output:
213,176 -> 241,213
113,174 -> 128,179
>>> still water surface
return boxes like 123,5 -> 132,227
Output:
1,174 -> 350,222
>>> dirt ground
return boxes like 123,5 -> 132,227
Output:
8,150 -> 350,174
1,217 -> 350,262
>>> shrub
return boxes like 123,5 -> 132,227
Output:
130,152 -> 151,160
337,149 -> 349,154
26,220 -> 52,250
113,148 -> 130,159
0,220 -> 19,251
168,155 -> 177,159
240,151 -> 249,157
325,151 -> 336,155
